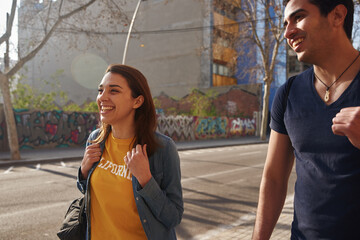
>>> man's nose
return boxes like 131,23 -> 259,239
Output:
284,24 -> 297,40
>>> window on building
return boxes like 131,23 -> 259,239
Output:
213,63 -> 232,77
288,55 -> 300,73
288,55 -> 312,74
213,0 -> 238,20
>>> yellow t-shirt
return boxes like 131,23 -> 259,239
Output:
90,132 -> 147,240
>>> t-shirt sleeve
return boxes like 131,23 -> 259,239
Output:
270,81 -> 289,135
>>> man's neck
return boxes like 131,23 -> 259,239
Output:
313,45 -> 359,85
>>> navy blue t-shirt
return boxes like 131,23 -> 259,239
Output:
270,67 -> 360,239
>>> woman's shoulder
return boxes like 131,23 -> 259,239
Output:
155,132 -> 175,146
88,128 -> 101,140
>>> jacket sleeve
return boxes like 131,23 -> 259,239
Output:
136,137 -> 184,229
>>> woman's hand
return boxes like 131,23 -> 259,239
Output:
80,143 -> 102,179
124,144 -> 152,188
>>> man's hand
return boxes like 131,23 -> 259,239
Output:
332,107 -> 360,149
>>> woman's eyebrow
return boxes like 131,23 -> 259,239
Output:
109,84 -> 123,88
98,84 -> 123,88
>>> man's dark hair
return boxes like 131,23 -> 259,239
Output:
283,0 -> 354,39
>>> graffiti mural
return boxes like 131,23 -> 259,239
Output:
6,110 -> 99,150
0,110 -> 258,151
230,118 -> 256,136
194,117 -> 228,140
157,115 -> 195,141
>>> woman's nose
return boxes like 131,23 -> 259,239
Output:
98,91 -> 108,102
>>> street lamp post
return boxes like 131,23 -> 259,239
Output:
122,0 -> 146,64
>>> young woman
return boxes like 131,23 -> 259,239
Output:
77,64 -> 183,240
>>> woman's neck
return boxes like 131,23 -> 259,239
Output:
111,123 -> 136,139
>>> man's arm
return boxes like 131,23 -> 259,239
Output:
252,130 -> 294,240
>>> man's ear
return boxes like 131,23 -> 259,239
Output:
331,4 -> 347,28
134,95 -> 144,109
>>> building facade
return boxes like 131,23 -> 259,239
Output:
17,0 -> 287,114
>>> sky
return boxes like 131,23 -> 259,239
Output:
0,0 -> 18,60
0,0 -> 15,33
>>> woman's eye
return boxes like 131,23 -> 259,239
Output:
111,89 -> 120,93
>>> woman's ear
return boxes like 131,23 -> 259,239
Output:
133,95 -> 144,109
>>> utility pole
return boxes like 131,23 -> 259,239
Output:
122,0 -> 146,64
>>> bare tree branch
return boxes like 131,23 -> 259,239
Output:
44,0 -> 54,34
0,0 -> 17,45
6,0 -> 97,78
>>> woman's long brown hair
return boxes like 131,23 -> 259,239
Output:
92,64 -> 159,156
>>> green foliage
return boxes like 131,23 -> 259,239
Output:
165,107 -> 179,116
10,70 -> 99,112
153,98 -> 161,109
63,103 -> 82,112
82,101 -> 98,112
11,71 -> 67,111
187,88 -> 218,117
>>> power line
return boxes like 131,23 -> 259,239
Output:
18,15 -> 283,36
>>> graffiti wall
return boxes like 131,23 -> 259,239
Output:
157,115 -> 195,141
0,110 -> 99,151
157,114 -> 258,141
195,117 -> 228,140
229,117 -> 256,136
0,110 -> 258,151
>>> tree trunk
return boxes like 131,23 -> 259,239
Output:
0,74 -> 21,160
260,80 -> 270,140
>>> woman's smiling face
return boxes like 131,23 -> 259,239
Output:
97,72 -> 140,128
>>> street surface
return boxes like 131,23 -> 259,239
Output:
0,143 -> 296,240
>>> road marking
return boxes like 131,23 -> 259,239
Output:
180,150 -> 262,159
4,166 -> 14,174
182,162 -> 264,184
238,151 -> 261,156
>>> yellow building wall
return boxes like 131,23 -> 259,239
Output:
213,74 -> 237,86
213,12 -> 239,34
213,43 -> 237,64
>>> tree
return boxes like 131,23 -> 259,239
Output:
0,0 -> 98,159
232,0 -> 286,140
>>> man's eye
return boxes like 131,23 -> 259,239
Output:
295,15 -> 303,22
98,89 -> 103,93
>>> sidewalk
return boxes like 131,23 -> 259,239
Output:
0,136 -> 267,168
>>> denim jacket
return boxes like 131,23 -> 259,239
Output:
77,129 -> 184,240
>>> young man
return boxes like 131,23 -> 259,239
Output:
252,0 -> 360,239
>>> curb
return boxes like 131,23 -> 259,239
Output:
0,138 -> 269,168
0,156 -> 84,168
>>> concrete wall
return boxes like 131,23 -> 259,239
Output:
18,0 -> 211,105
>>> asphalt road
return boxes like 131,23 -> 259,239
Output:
0,143 -> 296,240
